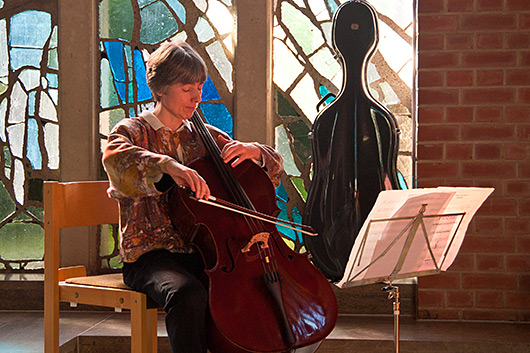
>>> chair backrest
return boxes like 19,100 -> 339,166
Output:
44,180 -> 119,229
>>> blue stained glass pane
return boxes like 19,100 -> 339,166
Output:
275,201 -> 302,242
134,49 -> 151,101
104,41 -> 126,102
201,75 -> 220,102
398,172 -> 408,189
166,0 -> 186,23
26,118 -> 42,169
276,181 -> 288,202
200,103 -> 233,136
319,85 -> 335,105
138,0 -> 156,7
9,48 -> 43,70
28,91 -> 36,115
328,0 -> 339,14
10,11 -> 51,48
129,108 -> 136,117
128,81 -> 134,103
46,73 -> 58,88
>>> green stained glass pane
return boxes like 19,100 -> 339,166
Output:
0,223 -> 43,260
100,57 -> 120,108
290,176 -> 307,201
309,47 -> 340,78
275,125 -> 299,176
287,120 -> 311,164
281,2 -> 324,55
277,91 -> 298,117
140,1 -> 179,44
99,0 -> 134,41
47,47 -> 58,70
195,16 -> 214,43
0,82 -> 6,95
0,180 -> 15,221
273,38 -> 304,92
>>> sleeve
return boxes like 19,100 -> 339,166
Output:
102,120 -> 174,198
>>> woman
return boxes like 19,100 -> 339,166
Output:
102,41 -> 283,353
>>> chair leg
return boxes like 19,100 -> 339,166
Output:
131,294 -> 151,353
147,308 -> 158,353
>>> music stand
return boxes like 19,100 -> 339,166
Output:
336,187 -> 494,353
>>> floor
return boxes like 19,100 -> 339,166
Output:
1,311 -> 530,353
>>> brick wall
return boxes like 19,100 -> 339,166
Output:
417,0 -> 530,321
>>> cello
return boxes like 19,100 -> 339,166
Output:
303,0 -> 402,282
168,111 -> 337,352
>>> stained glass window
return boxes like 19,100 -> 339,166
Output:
0,2 -> 59,271
273,0 -> 415,251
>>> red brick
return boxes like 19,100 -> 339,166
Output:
446,33 -> 474,50
506,293 -> 530,309
462,161 -> 516,178
417,290 -> 444,307
447,106 -> 473,123
460,14 -> 517,31
418,106 -> 444,123
447,291 -> 474,307
506,181 -> 530,197
520,199 -> 530,214
419,15 -> 460,32
461,125 -> 514,140
462,88 -> 516,104
506,69 -> 530,86
418,34 -> 444,51
506,255 -> 530,272
506,0 -> 530,11
474,217 -> 504,235
516,125 -> 530,140
476,33 -> 503,50
518,237 -> 530,253
419,88 -> 460,105
461,235 -> 515,254
518,88 -> 530,104
475,107 -> 502,123
462,52 -> 517,68
506,33 -> 530,49
417,144 -> 444,160
476,291 -> 504,308
417,162 -> 459,179
447,0 -> 474,12
475,144 -> 501,159
419,273 -> 461,289
447,70 -> 473,87
446,143 -> 473,160
476,70 -> 504,86
448,253 -> 475,271
418,71 -> 444,87
476,0 -> 505,11
478,198 -> 517,217
477,254 -> 505,272
504,143 -> 530,159
419,125 -> 460,142
519,162 -> 530,178
506,106 -> 530,123
462,273 -> 517,289
520,275 -> 530,290
506,218 -> 530,234
419,52 -> 460,69
418,0 -> 445,13
521,14 -> 530,30
521,51 -> 530,66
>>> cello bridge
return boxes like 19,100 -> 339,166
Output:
241,232 -> 270,253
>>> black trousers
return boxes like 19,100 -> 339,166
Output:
123,249 -> 208,353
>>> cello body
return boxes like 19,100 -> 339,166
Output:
169,114 -> 338,352
303,0 -> 402,282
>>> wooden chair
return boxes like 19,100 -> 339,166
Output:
44,180 -> 158,353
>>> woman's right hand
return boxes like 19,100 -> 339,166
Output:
163,159 -> 210,200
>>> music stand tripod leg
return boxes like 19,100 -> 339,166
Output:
382,283 -> 400,353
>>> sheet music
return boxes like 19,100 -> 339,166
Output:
337,187 -> 494,288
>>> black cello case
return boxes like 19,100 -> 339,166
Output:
302,0 -> 402,282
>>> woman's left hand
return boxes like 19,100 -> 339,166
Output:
218,135 -> 262,168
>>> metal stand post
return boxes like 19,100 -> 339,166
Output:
382,283 -> 400,353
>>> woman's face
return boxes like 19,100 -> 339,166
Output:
157,81 -> 203,123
